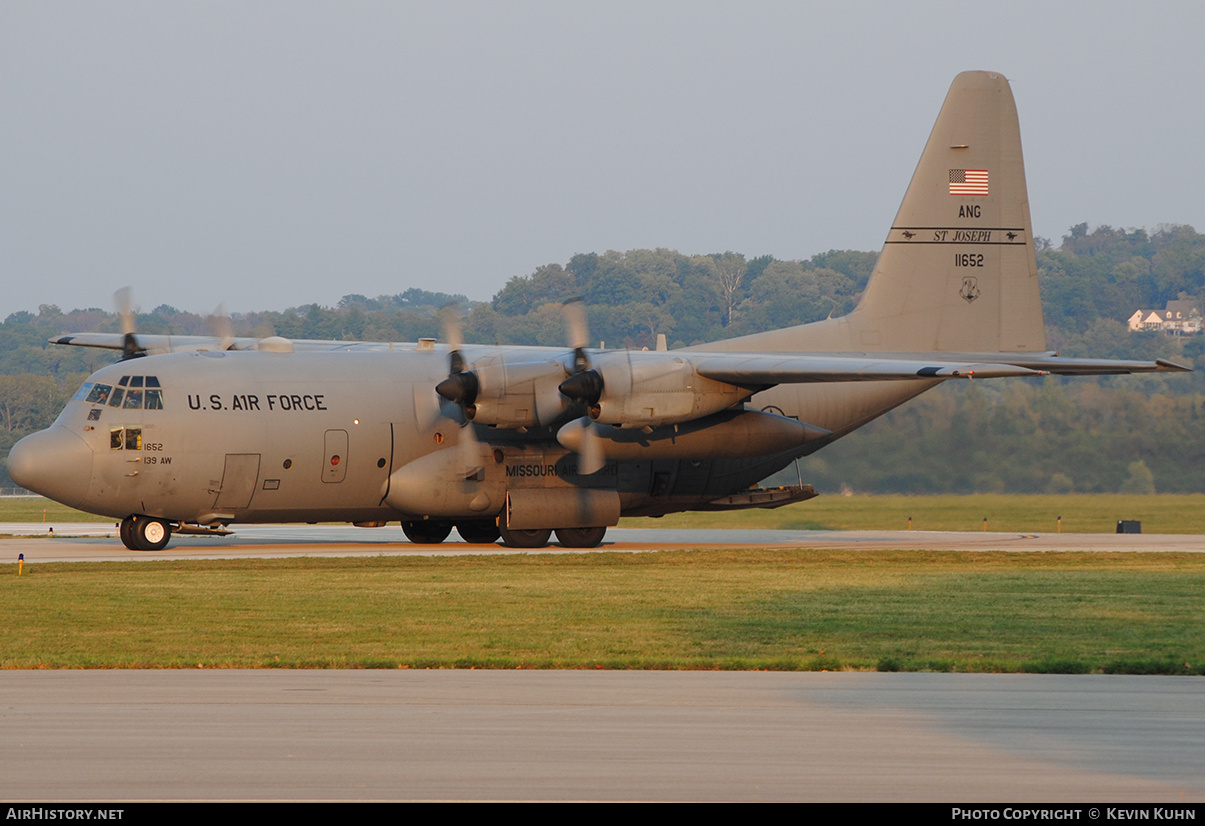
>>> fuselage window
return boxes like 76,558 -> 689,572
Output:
109,426 -> 143,450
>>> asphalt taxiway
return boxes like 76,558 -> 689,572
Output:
2,670 -> 1203,802
3,523 -> 1203,562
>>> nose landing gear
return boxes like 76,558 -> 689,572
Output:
119,515 -> 172,551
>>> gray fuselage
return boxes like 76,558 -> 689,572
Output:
28,346 -> 927,526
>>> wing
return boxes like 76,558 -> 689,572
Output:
691,351 -> 1189,387
974,354 -> 1191,376
47,333 -> 387,353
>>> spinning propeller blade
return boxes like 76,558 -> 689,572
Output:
114,287 -> 146,360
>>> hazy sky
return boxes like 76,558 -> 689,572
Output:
3,1 -> 1203,317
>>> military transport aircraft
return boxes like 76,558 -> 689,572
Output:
7,71 -> 1188,550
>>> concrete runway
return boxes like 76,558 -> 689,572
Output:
3,523 -> 1204,562
4,525 -> 1202,802
2,670 -> 1202,802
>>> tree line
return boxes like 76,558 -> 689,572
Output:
3,223 -> 1203,493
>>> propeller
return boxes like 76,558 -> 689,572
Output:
209,303 -> 234,352
114,287 -> 146,360
457,407 -> 485,479
555,300 -> 607,473
558,415 -> 606,475
435,304 -> 479,411
563,298 -> 589,372
557,299 -> 604,414
434,304 -> 485,478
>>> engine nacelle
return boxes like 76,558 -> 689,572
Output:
461,357 -> 571,429
590,351 -> 749,428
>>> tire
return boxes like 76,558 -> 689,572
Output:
456,520 -> 501,544
554,526 -> 607,548
119,516 -> 138,550
131,516 -> 171,551
401,520 -> 453,544
498,525 -> 552,548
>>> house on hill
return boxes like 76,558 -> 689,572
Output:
1127,300 -> 1202,335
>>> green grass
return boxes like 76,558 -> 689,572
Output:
4,550 -> 1203,673
621,493 -> 1205,534
0,497 -> 114,523
6,492 -> 1205,533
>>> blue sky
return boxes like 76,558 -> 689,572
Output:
3,1 -> 1203,316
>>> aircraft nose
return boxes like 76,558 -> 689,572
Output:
7,426 -> 94,509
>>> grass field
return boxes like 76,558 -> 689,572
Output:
623,493 -> 1205,534
5,492 -> 1205,533
4,550 -> 1203,673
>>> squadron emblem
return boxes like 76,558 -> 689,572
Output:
960,276 -> 980,303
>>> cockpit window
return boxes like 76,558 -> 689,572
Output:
85,384 -> 112,405
81,377 -> 163,410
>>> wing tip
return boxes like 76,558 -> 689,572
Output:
1156,359 -> 1193,373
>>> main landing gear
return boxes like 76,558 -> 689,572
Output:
400,520 -> 453,544
497,525 -> 552,548
455,520 -> 502,544
399,520 -> 607,548
119,515 -> 172,551
497,525 -> 607,548
553,527 -> 607,548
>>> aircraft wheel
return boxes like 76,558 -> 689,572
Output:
119,516 -> 138,550
456,521 -> 501,544
401,520 -> 453,544
554,526 -> 607,548
131,516 -> 171,551
498,525 -> 552,548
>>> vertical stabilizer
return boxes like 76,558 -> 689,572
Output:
708,71 -> 1046,355
852,70 -> 1045,352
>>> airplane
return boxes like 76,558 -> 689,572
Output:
7,71 -> 1189,551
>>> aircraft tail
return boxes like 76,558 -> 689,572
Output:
713,70 -> 1047,355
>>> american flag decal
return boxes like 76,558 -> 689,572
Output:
949,169 -> 988,196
